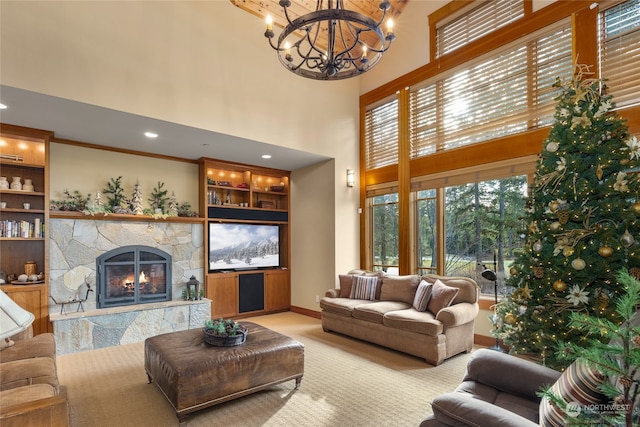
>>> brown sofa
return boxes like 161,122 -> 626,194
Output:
0,329 -> 69,427
320,272 -> 480,365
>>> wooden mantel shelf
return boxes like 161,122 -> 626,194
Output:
50,211 -> 205,224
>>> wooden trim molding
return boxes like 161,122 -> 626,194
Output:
290,306 -> 322,319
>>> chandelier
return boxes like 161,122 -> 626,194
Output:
264,0 -> 396,80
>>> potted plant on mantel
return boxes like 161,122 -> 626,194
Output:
203,318 -> 248,347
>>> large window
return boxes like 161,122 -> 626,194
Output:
435,0 -> 524,58
364,97 -> 398,170
416,189 -> 437,274
411,20 -> 572,157
371,192 -> 399,272
444,176 -> 528,295
600,0 -> 640,108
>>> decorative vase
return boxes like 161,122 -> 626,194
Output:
0,177 -> 8,190
22,179 -> 34,192
203,327 -> 248,347
10,177 -> 21,191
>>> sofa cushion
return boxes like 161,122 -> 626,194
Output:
383,308 -> 443,336
412,280 -> 433,311
379,275 -> 420,304
338,274 -> 356,298
352,301 -> 411,324
456,380 -> 541,422
539,359 -> 606,427
0,383 -> 57,407
319,297 -> 369,317
0,357 -> 59,391
427,279 -> 459,315
0,333 -> 56,363
421,274 -> 479,304
350,275 -> 379,300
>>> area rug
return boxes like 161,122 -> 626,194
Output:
57,312 -> 474,426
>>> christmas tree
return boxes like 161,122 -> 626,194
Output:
131,181 -> 144,215
494,65 -> 640,369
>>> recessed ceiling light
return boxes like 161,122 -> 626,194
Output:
0,103 -> 7,109
261,154 -> 272,159
144,131 -> 158,138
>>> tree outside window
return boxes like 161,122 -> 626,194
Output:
371,193 -> 399,273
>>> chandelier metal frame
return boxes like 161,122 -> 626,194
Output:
264,0 -> 395,80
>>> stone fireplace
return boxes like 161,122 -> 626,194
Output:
97,245 -> 172,308
49,218 -> 209,354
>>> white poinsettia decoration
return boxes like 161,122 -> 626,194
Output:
566,284 -> 589,305
614,172 -> 629,192
556,157 -> 566,172
594,99 -> 612,118
553,236 -> 570,256
626,135 -> 640,160
571,113 -> 592,130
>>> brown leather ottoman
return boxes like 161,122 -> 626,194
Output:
144,322 -> 304,424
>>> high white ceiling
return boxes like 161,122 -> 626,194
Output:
0,85 -> 330,171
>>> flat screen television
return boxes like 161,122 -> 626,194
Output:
208,222 -> 280,272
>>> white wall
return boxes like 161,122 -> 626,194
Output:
0,0 -> 362,312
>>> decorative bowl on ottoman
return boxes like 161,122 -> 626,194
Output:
203,318 -> 248,346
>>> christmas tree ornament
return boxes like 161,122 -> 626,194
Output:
504,313 -> 516,324
596,164 -> 604,180
571,258 -> 586,270
509,266 -> 518,276
562,246 -> 574,257
553,279 -> 567,292
533,240 -> 543,252
549,200 -> 559,212
546,141 -> 559,152
631,201 -> 640,214
598,245 -> 614,257
557,209 -> 570,224
533,266 -> 544,278
621,229 -> 635,248
629,267 -> 640,280
550,221 -> 561,231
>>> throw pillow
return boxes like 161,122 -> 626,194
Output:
349,275 -> 379,301
412,280 -> 433,311
539,359 -> 606,427
427,279 -> 459,315
338,274 -> 355,298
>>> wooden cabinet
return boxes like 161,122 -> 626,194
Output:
265,269 -> 290,311
206,273 -> 239,318
206,270 -> 290,317
0,124 -> 52,334
1,283 -> 49,335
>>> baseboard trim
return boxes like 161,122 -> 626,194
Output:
290,306 -> 321,319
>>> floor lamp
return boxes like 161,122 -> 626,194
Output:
481,267 -> 506,352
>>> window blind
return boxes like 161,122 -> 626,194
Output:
364,96 -> 398,170
600,0 -> 640,108
411,20 -> 572,158
436,0 -> 524,58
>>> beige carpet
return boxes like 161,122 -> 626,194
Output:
57,312 -> 474,427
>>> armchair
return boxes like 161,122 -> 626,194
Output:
420,348 -> 561,426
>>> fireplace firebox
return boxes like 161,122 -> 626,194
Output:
97,245 -> 172,308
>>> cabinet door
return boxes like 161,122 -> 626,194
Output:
206,273 -> 238,318
2,284 -> 49,335
264,270 -> 290,311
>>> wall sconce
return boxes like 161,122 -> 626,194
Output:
346,169 -> 355,187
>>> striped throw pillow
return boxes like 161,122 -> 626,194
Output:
412,280 -> 433,311
349,275 -> 379,301
539,359 -> 606,427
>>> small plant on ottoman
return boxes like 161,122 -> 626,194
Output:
203,318 -> 248,346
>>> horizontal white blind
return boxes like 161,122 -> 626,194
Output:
364,97 -> 398,170
600,0 -> 640,108
411,20 -> 572,158
437,0 -> 524,58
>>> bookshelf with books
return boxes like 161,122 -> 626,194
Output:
0,124 -> 52,335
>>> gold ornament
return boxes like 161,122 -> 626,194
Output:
557,209 -> 570,225
632,202 -> 640,215
550,222 -> 562,231
533,266 -> 544,278
596,164 -> 603,180
504,313 -> 517,324
563,246 -> 575,257
549,200 -> 559,212
553,279 -> 567,292
571,258 -> 586,270
509,266 -> 518,276
598,245 -> 614,257
621,230 -> 635,248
